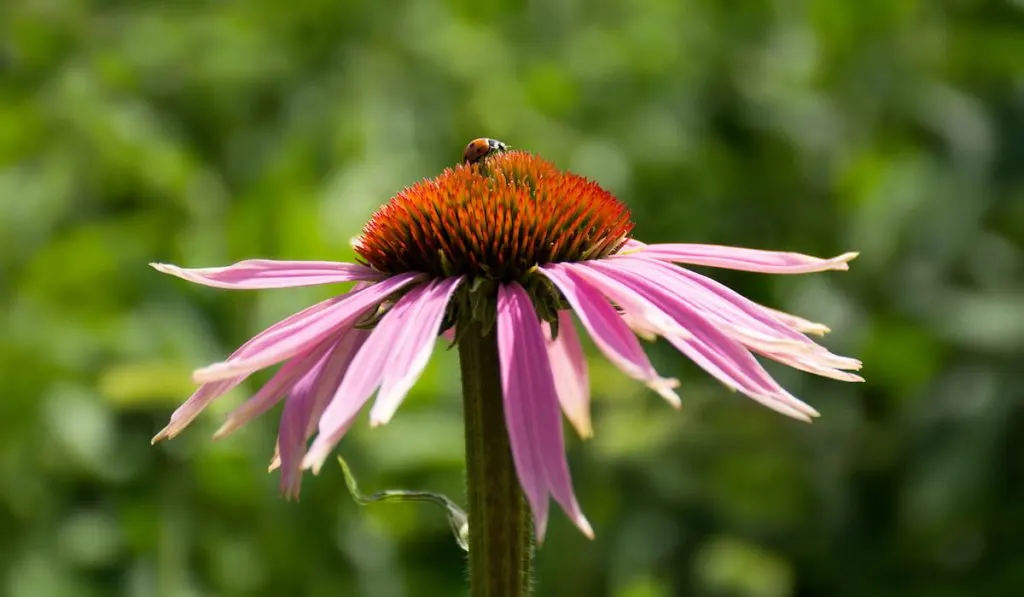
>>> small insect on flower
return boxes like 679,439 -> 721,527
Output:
463,137 -> 509,164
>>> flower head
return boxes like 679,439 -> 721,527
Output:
151,146 -> 861,541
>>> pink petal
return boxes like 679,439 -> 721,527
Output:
588,264 -> 819,421
151,293 -> 354,443
212,335 -> 339,440
274,351 -> 334,495
605,257 -> 862,372
370,277 -> 463,426
302,282 -> 433,473
630,244 -> 858,274
543,311 -> 592,438
558,262 -> 691,345
193,273 -> 422,383
150,259 -> 383,290
540,265 -> 680,404
498,283 -> 593,542
277,327 -> 371,497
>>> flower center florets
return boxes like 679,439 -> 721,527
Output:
354,151 -> 634,282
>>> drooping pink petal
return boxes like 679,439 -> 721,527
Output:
543,311 -> 592,439
540,265 -> 680,405
370,276 -> 463,426
498,283 -> 594,542
587,263 -> 819,421
302,282 -> 434,473
277,326 -> 371,497
150,260 -> 383,289
193,273 -> 423,383
604,257 -> 863,373
274,350 -> 333,492
629,244 -> 858,274
555,262 -> 691,344
212,334 -> 340,440
497,354 -> 549,541
151,293 -> 356,443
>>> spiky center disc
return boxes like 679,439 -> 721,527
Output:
355,151 -> 634,281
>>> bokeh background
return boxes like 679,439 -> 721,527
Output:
3,0 -> 1024,596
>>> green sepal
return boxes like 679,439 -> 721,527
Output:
438,250 -> 456,278
468,277 -> 498,336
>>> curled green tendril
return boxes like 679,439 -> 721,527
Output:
337,456 -> 469,552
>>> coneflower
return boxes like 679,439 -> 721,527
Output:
152,142 -> 861,596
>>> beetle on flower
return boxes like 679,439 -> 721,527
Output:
151,141 -> 862,542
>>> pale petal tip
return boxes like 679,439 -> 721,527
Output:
192,362 -> 235,384
570,418 -> 595,439
832,252 -> 860,270
648,377 -> 682,409
151,423 -> 180,444
804,324 -> 832,336
212,418 -> 239,440
368,406 -> 396,428
301,446 -> 330,475
791,410 -> 814,423
782,393 -> 820,420
575,514 -> 596,539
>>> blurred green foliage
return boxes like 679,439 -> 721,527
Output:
2,0 -> 1023,595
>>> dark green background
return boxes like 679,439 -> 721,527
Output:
2,1 -> 1023,595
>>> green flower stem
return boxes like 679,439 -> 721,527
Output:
458,320 -> 534,597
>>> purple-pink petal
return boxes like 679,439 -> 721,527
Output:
370,277 -> 463,426
586,262 -> 819,420
606,256 -> 862,372
193,273 -> 422,383
558,262 -> 690,345
151,293 -> 353,443
151,259 -> 384,289
543,311 -> 592,439
277,327 -> 370,497
539,265 -> 679,404
213,334 -> 340,440
630,244 -> 858,274
497,283 -> 593,542
303,280 -> 441,472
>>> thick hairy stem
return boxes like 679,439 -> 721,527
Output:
459,321 -> 533,597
